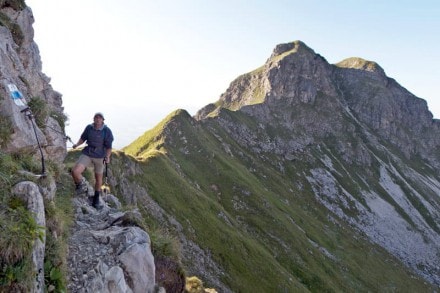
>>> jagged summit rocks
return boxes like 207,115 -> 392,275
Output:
335,57 -> 386,76
196,40 -> 334,118
197,40 -> 440,165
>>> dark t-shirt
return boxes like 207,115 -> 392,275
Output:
80,124 -> 114,158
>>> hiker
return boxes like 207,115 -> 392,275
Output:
71,112 -> 114,209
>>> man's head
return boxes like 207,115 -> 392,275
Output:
94,112 -> 105,120
93,112 -> 105,128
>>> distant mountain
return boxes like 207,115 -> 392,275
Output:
121,41 -> 440,291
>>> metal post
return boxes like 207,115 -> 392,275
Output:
21,107 -> 46,176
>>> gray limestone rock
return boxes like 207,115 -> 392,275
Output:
0,5 -> 66,164
12,181 -> 46,293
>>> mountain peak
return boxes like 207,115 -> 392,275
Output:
268,40 -> 314,59
335,57 -> 386,76
195,40 -> 437,162
195,40 -> 332,119
125,39 -> 440,290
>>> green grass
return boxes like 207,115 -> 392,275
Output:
28,96 -> 49,129
0,150 -> 39,200
50,110 -> 68,132
40,170 -> 74,292
0,205 -> 45,291
120,109 -> 438,291
0,205 -> 45,264
0,112 -> 13,147
130,152 -> 434,291
123,109 -> 188,157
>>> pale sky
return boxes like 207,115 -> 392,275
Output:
26,0 -> 440,149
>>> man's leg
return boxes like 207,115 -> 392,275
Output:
94,172 -> 103,193
72,155 -> 91,184
71,161 -> 89,195
71,163 -> 86,184
92,158 -> 105,209
91,172 -> 103,209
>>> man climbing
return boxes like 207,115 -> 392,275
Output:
71,112 -> 114,209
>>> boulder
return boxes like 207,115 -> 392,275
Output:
12,181 -> 46,293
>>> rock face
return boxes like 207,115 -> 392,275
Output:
195,41 -> 440,285
0,2 -> 66,163
198,41 -> 440,165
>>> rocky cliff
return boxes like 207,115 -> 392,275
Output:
197,41 -> 440,165
0,0 -> 66,162
0,2 -> 161,292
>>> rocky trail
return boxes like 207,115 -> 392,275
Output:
66,186 -> 157,293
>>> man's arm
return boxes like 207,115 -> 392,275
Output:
73,125 -> 90,149
104,127 -> 114,163
105,148 -> 112,163
72,138 -> 85,149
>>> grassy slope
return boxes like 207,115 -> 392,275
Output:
123,110 -> 437,292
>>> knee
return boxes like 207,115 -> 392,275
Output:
71,165 -> 82,177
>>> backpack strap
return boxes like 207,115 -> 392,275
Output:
87,124 -> 107,139
86,124 -> 93,138
102,125 -> 107,140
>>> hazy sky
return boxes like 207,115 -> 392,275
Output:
26,0 -> 440,149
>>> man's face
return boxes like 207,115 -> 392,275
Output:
94,116 -> 104,126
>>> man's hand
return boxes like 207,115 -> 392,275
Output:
104,156 -> 111,164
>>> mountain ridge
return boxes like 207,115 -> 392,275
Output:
123,40 -> 440,291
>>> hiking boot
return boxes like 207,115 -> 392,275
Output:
93,202 -> 103,210
75,178 -> 88,195
92,191 -> 103,210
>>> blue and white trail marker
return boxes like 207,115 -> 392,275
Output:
7,83 -> 27,107
5,82 -> 46,176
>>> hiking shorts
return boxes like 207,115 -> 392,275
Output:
76,154 -> 105,174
